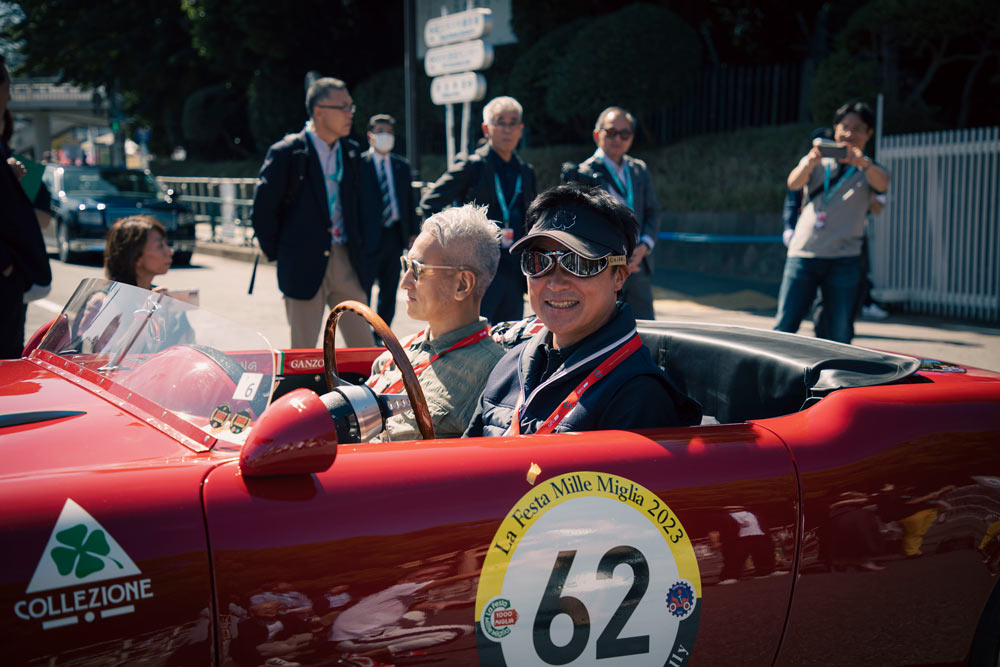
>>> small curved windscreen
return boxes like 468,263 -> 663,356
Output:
36,279 -> 276,447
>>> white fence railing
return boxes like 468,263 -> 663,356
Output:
157,176 -> 258,245
873,126 -> 1000,322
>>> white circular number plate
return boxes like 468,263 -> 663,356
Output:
475,471 -> 701,666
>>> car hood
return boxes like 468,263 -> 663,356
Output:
0,359 -> 195,478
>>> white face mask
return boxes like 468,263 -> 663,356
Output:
372,132 -> 395,154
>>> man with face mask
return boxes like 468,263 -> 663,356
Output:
361,114 -> 418,329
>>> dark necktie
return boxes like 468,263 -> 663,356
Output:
377,159 -> 393,227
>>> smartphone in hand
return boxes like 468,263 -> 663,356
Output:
815,139 -> 848,160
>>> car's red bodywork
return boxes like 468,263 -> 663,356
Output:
3,286 -> 1000,666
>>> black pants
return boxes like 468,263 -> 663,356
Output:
373,226 -> 406,327
0,274 -> 27,359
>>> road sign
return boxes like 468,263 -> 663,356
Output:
424,8 -> 493,48
425,40 -> 494,77
430,72 -> 487,105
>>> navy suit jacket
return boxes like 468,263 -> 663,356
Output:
359,149 -> 418,253
251,130 -> 370,299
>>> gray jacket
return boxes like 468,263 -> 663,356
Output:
568,154 -> 660,273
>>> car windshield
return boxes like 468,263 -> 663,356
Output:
33,279 -> 276,448
61,168 -> 164,199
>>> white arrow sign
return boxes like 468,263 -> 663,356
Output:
424,8 -> 493,48
425,40 -> 494,77
431,72 -> 488,106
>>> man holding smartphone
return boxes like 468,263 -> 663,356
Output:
774,101 -> 890,344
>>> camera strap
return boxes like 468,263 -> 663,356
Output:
808,163 -> 857,207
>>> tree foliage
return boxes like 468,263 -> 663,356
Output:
4,0 -> 212,154
812,0 -> 1000,129
542,4 -> 702,138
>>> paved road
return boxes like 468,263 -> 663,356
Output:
26,246 -> 1000,372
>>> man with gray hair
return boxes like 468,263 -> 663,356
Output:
562,106 -> 660,319
366,203 -> 504,440
420,96 -> 536,323
252,76 -> 372,349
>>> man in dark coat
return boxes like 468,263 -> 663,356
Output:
0,55 -> 51,358
360,114 -> 418,329
251,76 -> 371,348
563,107 -> 660,319
420,96 -> 536,324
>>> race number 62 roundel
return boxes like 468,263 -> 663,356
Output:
475,471 -> 701,666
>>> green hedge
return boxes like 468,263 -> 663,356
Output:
153,122 -> 815,213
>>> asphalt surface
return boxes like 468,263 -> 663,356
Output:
26,224 -> 1000,372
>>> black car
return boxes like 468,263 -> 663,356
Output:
41,165 -> 196,265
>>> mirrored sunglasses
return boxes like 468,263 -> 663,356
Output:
520,250 -> 627,279
602,127 -> 633,140
400,256 -> 471,282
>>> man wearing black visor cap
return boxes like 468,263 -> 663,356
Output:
465,184 -> 701,437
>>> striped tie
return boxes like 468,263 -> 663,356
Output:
377,159 -> 393,227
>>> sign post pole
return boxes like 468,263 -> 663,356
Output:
425,7 -> 494,169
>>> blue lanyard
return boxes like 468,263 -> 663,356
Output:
327,141 -> 344,216
598,152 -> 634,211
821,164 -> 856,205
493,172 -> 522,226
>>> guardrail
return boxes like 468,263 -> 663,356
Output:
155,176 -> 432,247
157,176 -> 258,246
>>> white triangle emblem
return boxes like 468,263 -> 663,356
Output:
26,499 -> 142,594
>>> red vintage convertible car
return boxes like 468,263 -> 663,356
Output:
3,278 -> 1000,666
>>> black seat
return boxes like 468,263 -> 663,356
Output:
637,321 -> 922,424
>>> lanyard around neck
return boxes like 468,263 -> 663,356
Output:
493,172 -> 522,226
367,327 -> 490,395
508,332 -> 643,436
598,151 -> 634,211
821,163 -> 856,205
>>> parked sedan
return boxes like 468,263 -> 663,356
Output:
41,165 -> 196,265
4,280 -> 1000,666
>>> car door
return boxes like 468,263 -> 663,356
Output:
204,423 -> 799,666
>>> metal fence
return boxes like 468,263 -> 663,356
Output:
872,126 -> 1000,322
650,62 -> 805,143
157,176 -> 258,245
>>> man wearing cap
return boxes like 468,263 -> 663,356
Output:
464,184 -> 701,437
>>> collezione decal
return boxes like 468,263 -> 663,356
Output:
475,471 -> 701,667
14,499 -> 154,630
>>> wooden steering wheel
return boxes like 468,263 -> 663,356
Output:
322,300 -> 434,440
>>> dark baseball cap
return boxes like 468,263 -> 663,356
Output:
510,205 -> 627,259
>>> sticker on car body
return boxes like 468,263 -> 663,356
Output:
476,471 -> 701,666
13,499 -> 154,630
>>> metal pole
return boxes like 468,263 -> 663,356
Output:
445,103 -> 456,169
460,101 -> 471,158
875,92 -> 884,160
403,0 -> 420,176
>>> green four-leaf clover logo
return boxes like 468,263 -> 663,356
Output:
50,524 -> 123,579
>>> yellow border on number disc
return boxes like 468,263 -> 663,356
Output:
475,470 -> 701,621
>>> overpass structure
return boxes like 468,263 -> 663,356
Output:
7,77 -> 114,161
